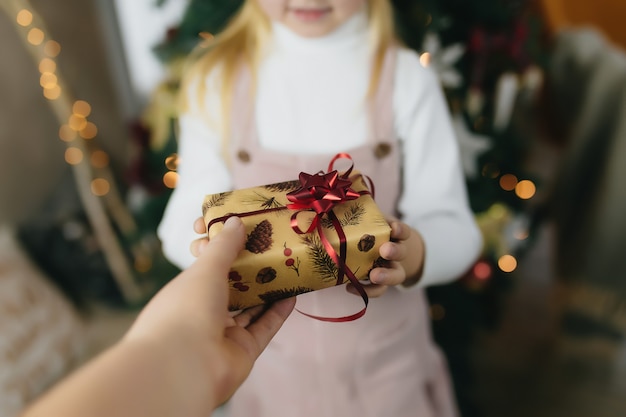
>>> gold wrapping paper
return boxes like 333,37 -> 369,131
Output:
202,175 -> 391,311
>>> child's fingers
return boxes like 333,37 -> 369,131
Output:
379,240 -> 406,262
369,262 -> 405,286
389,220 -> 411,242
193,217 -> 206,234
346,282 -> 388,298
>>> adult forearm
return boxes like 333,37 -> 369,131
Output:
21,338 -> 216,417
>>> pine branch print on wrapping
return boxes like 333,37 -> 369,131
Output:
244,192 -> 286,210
263,179 -> 301,193
320,202 -> 365,229
302,234 -> 338,282
228,302 -> 246,312
202,192 -> 232,215
258,287 -> 314,304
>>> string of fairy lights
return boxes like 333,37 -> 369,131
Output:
14,7 -> 112,196
4,0 -> 145,303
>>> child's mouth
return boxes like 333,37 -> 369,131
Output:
289,7 -> 332,22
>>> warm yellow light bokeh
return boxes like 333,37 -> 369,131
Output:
90,150 -> 110,168
43,85 -> 61,100
499,174 -> 518,191
68,114 -> 87,131
59,125 -> 77,142
419,52 -> 432,67
17,10 -> 33,27
73,100 -> 92,117
39,58 -> 56,73
79,122 -> 98,139
163,171 -> 178,189
65,147 -> 83,165
165,154 -> 179,171
27,27 -> 44,45
44,40 -> 61,57
39,72 -> 57,88
515,180 -> 536,199
498,254 -> 517,273
91,178 -> 110,196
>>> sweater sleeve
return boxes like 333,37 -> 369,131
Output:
394,49 -> 483,288
157,76 -> 233,270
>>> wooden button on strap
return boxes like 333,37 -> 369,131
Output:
374,142 -> 392,159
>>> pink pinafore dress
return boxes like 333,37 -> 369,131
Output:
225,49 -> 458,417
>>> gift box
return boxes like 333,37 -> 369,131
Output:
202,161 -> 391,314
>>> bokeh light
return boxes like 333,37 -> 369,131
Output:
27,27 -> 44,45
43,84 -> 61,100
73,100 -> 91,117
90,150 -> 109,168
91,178 -> 110,196
16,9 -> 33,27
515,180 -> 536,199
65,147 -> 83,165
59,124 -> 77,142
165,154 -> 179,171
163,171 -> 178,189
499,174 -> 518,191
79,122 -> 98,139
38,58 -> 56,73
473,261 -> 492,280
498,255 -> 517,273
43,40 -> 61,57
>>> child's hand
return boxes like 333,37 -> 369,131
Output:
348,218 -> 425,298
190,217 -> 209,257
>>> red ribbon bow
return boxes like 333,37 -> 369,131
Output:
286,170 -> 361,216
285,153 -> 370,322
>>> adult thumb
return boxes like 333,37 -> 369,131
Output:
188,216 -> 246,313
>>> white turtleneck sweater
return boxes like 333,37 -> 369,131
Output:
158,11 -> 482,288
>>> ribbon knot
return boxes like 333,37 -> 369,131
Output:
286,170 -> 360,215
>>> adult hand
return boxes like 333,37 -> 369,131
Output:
126,216 -> 296,407
22,217 -> 295,417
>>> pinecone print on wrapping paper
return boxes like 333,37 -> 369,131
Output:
367,256 -> 391,277
357,234 -> 376,252
255,266 -> 277,284
246,220 -> 273,253
258,287 -> 314,304
263,179 -> 301,193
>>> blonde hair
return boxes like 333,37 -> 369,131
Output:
180,0 -> 397,144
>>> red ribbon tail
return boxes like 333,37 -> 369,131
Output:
295,211 -> 369,322
295,305 -> 367,322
